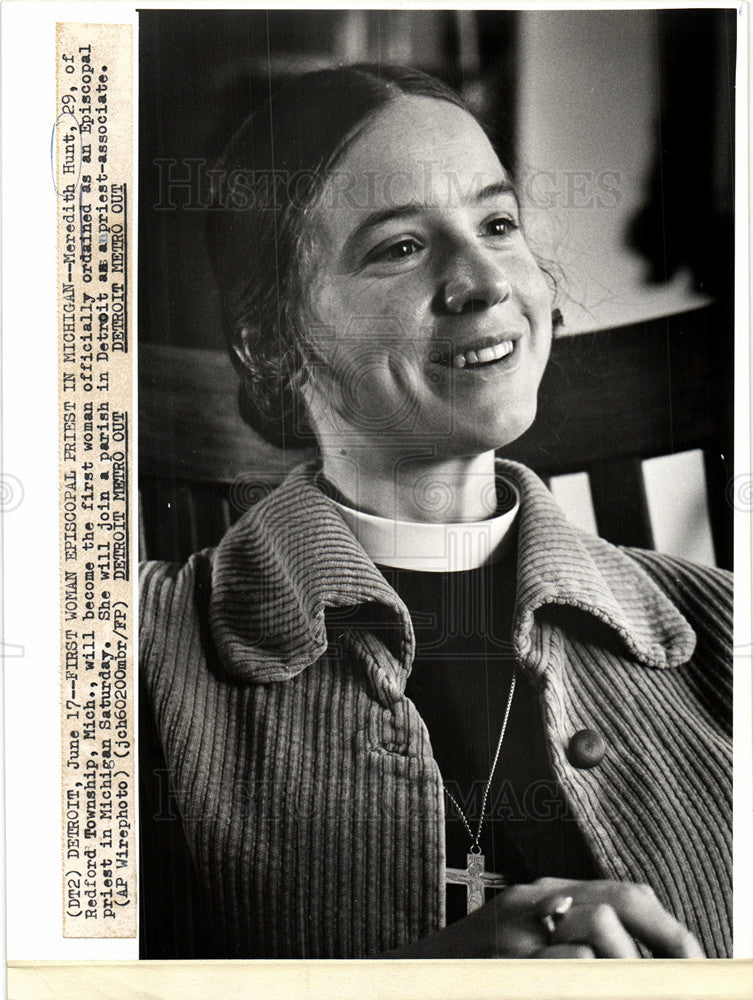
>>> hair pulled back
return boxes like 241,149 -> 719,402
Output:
206,64 -> 470,449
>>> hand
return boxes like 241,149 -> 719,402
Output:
387,877 -> 705,958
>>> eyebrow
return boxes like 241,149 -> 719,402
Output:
474,179 -> 518,203
345,178 -> 518,248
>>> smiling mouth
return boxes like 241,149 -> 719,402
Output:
432,339 -> 517,369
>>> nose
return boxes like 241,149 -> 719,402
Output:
442,250 -> 511,314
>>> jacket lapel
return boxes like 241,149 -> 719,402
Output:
209,459 -> 695,685
509,461 -> 696,673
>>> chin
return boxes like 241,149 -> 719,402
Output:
470,402 -> 538,453
495,416 -> 537,450
441,423 -> 535,460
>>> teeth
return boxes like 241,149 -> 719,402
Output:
453,340 -> 514,369
476,345 -> 498,364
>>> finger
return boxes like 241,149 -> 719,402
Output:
535,892 -> 574,923
601,883 -> 705,958
552,903 -> 640,959
532,943 -> 596,959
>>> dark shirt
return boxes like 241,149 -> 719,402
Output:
377,557 -> 600,924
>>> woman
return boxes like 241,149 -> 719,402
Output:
140,65 -> 732,959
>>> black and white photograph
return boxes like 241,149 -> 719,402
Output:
137,7 -> 738,963
1,4 -> 750,998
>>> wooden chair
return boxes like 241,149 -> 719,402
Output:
139,304 -> 733,570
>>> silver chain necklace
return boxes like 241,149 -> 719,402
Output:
444,667 -> 517,913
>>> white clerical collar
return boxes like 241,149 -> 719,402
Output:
327,478 -> 520,573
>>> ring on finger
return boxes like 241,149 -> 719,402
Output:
536,894 -> 574,942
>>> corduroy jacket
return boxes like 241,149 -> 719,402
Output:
139,459 -> 733,959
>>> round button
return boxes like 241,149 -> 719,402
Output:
568,729 -> 607,769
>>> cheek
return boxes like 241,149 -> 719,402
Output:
517,262 -> 554,317
505,243 -> 553,309
305,302 -> 425,422
314,288 -> 427,374
318,267 -> 429,331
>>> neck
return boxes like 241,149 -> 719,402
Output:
318,449 -> 499,523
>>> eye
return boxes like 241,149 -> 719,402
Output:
483,216 -> 519,239
387,238 -> 421,259
366,236 -> 425,265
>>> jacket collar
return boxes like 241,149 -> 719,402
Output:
209,459 -> 696,683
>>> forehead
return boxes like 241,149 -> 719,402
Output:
319,95 -> 508,222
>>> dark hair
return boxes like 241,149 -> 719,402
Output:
206,64 -> 472,450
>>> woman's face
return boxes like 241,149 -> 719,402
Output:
303,95 -> 553,460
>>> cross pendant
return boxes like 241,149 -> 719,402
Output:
445,852 -> 507,914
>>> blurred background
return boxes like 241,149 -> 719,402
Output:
139,9 -> 736,568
